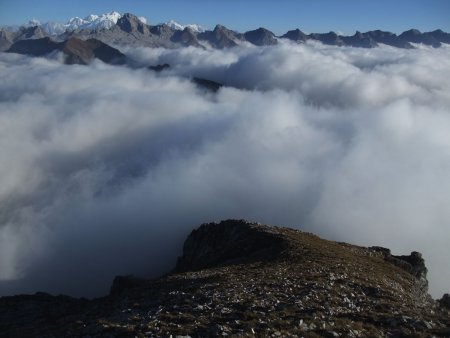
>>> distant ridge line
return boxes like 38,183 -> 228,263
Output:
1,12 -> 449,52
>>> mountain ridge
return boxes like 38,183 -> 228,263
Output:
0,219 -> 449,337
1,12 -> 450,52
6,36 -> 126,65
165,19 -> 206,33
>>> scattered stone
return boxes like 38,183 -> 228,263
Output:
1,219 -> 449,337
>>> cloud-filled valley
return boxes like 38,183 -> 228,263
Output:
0,41 -> 450,298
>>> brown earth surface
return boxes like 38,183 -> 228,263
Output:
1,220 -> 449,337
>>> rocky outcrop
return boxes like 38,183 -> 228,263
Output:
439,293 -> 450,309
370,246 -> 429,304
175,220 -> 286,272
392,251 -> 428,280
1,220 -> 449,337
369,246 -> 428,281
116,13 -> 150,35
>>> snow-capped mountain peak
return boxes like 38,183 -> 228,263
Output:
27,19 -> 41,27
84,14 -> 99,22
166,20 -> 206,33
67,17 -> 85,27
67,11 -> 122,31
138,16 -> 147,24
19,11 -> 127,35
8,12 -> 206,36
166,20 -> 184,31
96,11 -> 122,24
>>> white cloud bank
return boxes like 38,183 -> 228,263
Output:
0,41 -> 449,298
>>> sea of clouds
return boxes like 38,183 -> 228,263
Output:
0,41 -> 449,298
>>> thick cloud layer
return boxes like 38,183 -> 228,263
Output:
0,42 -> 449,298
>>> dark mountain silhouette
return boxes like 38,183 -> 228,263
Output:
342,31 -> 379,48
171,27 -> 203,48
1,220 -> 449,337
427,29 -> 450,44
7,36 -> 59,56
309,31 -> 345,46
400,29 -> 441,48
61,38 -> 126,65
364,30 -> 414,48
116,13 -> 150,35
244,27 -> 278,46
148,63 -> 170,72
197,24 -> 243,49
281,28 -> 309,42
149,24 -> 174,39
192,77 -> 223,93
7,37 -> 126,65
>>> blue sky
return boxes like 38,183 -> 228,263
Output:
0,0 -> 449,35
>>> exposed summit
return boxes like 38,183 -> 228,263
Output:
116,13 -> 150,35
1,220 -> 449,337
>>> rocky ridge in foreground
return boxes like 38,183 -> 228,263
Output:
0,220 -> 449,337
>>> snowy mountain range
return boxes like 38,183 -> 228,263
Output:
1,11 -> 449,53
20,12 -> 124,35
165,20 -> 206,33
6,12 -> 204,36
